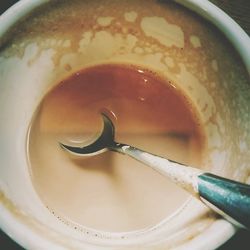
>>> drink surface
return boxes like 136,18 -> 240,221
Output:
28,64 -> 205,232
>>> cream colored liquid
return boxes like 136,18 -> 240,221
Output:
28,64 -> 205,232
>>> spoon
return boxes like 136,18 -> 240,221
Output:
60,112 -> 250,229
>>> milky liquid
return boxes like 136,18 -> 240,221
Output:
28,64 -> 205,232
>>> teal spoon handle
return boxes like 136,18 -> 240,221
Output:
198,173 -> 250,229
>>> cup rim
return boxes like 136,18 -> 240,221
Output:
176,0 -> 250,74
0,0 -> 249,249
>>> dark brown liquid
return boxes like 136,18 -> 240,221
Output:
28,64 -> 205,232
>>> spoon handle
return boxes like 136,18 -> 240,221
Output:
198,173 -> 250,229
111,143 -> 203,195
111,143 -> 250,229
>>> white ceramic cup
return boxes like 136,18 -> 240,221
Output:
0,0 -> 249,249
